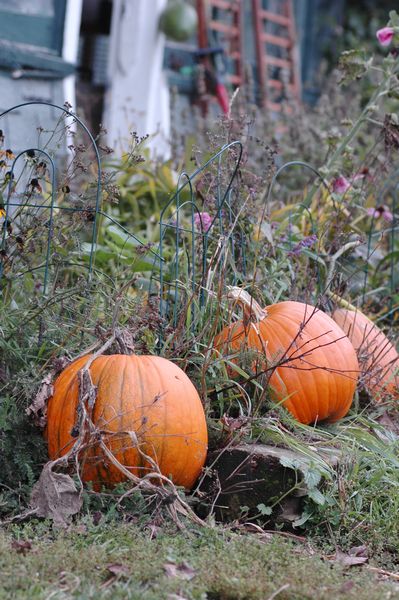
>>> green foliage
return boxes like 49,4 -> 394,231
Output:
0,395 -> 45,515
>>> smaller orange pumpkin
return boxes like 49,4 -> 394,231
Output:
46,354 -> 208,489
333,308 -> 399,401
214,287 -> 359,425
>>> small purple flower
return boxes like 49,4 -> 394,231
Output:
376,27 -> 395,47
332,175 -> 351,194
194,211 -> 213,232
367,206 -> 394,222
288,234 -> 318,256
301,234 -> 318,248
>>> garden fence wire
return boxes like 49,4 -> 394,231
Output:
0,102 -> 397,347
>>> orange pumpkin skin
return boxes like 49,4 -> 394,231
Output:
215,300 -> 359,424
333,309 -> 399,401
46,355 -> 208,489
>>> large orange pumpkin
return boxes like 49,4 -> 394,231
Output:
47,354 -> 208,489
214,288 -> 359,424
333,308 -> 399,401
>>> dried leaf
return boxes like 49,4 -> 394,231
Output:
349,545 -> 368,558
101,563 -> 130,589
334,549 -> 368,567
30,462 -> 82,526
26,373 -> 53,427
163,561 -> 196,580
27,357 -> 70,428
106,563 -> 129,577
220,415 -> 249,432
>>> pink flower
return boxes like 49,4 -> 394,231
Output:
194,211 -> 213,232
366,206 -> 393,222
376,27 -> 394,47
332,175 -> 351,194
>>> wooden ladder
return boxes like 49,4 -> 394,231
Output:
196,0 -> 244,89
252,0 -> 300,111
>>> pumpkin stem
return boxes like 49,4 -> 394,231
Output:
327,290 -> 358,312
225,286 -> 268,324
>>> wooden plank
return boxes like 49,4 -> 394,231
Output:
0,43 -> 75,77
0,11 -> 55,50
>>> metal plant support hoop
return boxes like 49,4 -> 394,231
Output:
0,102 -> 397,346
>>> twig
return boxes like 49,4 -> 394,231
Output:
266,584 -> 290,600
365,566 -> 399,581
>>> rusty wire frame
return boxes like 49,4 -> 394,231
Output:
0,102 -> 397,341
0,101 -> 161,298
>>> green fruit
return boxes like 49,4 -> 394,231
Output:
159,1 -> 198,42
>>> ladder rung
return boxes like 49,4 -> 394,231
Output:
266,101 -> 283,111
259,9 -> 290,27
266,101 -> 293,114
210,0 -> 239,10
209,20 -> 239,36
268,78 -> 283,89
268,78 -> 295,90
264,55 -> 291,69
262,32 -> 291,48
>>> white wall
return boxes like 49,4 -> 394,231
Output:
103,0 -> 170,157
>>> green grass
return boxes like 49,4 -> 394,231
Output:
0,520 -> 398,600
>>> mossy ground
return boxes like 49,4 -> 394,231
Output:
0,519 -> 398,600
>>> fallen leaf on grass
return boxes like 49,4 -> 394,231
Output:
30,462 -> 82,526
163,561 -> 196,580
331,547 -> 368,567
106,563 -> 130,577
349,545 -> 368,558
11,540 -> 32,554
101,563 -> 130,588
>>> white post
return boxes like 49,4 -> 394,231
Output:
104,0 -> 170,157
62,0 -> 83,109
